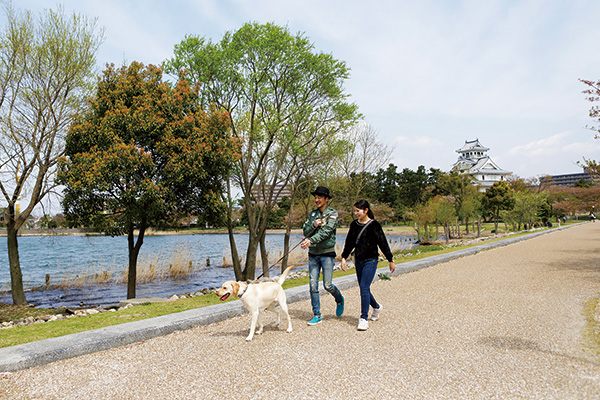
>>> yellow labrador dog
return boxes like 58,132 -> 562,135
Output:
216,265 -> 294,341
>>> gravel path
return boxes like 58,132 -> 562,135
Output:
1,223 -> 600,399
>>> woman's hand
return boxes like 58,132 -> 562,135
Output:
340,258 -> 347,272
389,261 -> 396,274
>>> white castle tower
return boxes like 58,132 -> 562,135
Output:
452,139 -> 511,191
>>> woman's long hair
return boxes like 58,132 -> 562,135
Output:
354,199 -> 375,219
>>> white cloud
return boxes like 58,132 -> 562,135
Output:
503,131 -> 600,177
508,132 -> 573,157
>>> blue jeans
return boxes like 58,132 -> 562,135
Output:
309,254 -> 344,317
355,258 -> 379,319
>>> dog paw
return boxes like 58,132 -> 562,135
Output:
287,328 -> 293,333
246,336 -> 253,341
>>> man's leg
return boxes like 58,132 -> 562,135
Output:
308,255 -> 322,320
322,256 -> 344,313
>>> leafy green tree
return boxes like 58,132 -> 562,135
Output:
429,195 -> 456,244
505,174 -> 532,192
371,164 -> 402,217
38,215 -> 55,229
573,178 -> 592,188
538,197 -> 553,225
368,164 -> 439,222
58,62 -> 239,299
426,168 -> 447,198
435,170 -> 479,236
482,181 -> 515,233
164,23 -> 358,280
461,194 -> 483,235
0,3 -> 104,305
268,197 -> 291,228
399,165 -> 431,208
502,191 -> 545,230
406,202 -> 435,242
52,213 -> 68,228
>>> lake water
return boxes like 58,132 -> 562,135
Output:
0,232 -> 416,308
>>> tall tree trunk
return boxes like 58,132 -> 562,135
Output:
126,218 -> 147,299
281,220 -> 292,273
6,213 -> 26,305
244,232 -> 259,280
282,182 -> 302,273
242,195 -> 260,281
259,229 -> 269,278
226,222 -> 242,281
243,202 -> 270,280
223,179 -> 242,281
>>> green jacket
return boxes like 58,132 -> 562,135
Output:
302,205 -> 338,255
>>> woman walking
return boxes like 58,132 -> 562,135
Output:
341,200 -> 396,331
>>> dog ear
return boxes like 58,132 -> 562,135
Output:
231,282 -> 240,297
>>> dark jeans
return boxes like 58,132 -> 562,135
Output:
355,258 -> 379,319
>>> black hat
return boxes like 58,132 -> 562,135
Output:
311,186 -> 331,198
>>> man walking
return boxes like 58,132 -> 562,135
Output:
301,186 -> 344,325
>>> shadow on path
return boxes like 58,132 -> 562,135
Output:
478,336 -> 600,367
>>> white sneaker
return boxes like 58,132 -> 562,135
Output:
371,304 -> 383,321
357,318 -> 369,331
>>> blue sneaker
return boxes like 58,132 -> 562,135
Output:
307,316 -> 322,325
336,296 -> 344,317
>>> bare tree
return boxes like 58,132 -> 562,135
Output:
334,122 -> 393,204
0,3 -> 104,304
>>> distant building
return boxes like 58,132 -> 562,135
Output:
539,171 -> 593,187
452,139 -> 511,192
251,183 -> 291,203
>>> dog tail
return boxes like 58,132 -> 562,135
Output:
278,265 -> 295,285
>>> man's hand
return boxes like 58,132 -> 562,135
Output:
300,238 -> 311,249
340,258 -> 347,272
313,218 -> 323,227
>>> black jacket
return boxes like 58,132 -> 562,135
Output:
341,219 -> 393,262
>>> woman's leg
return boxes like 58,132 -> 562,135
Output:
356,258 -> 378,320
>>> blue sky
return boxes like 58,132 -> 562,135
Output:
16,0 -> 600,179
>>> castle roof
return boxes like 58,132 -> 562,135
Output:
456,139 -> 489,153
